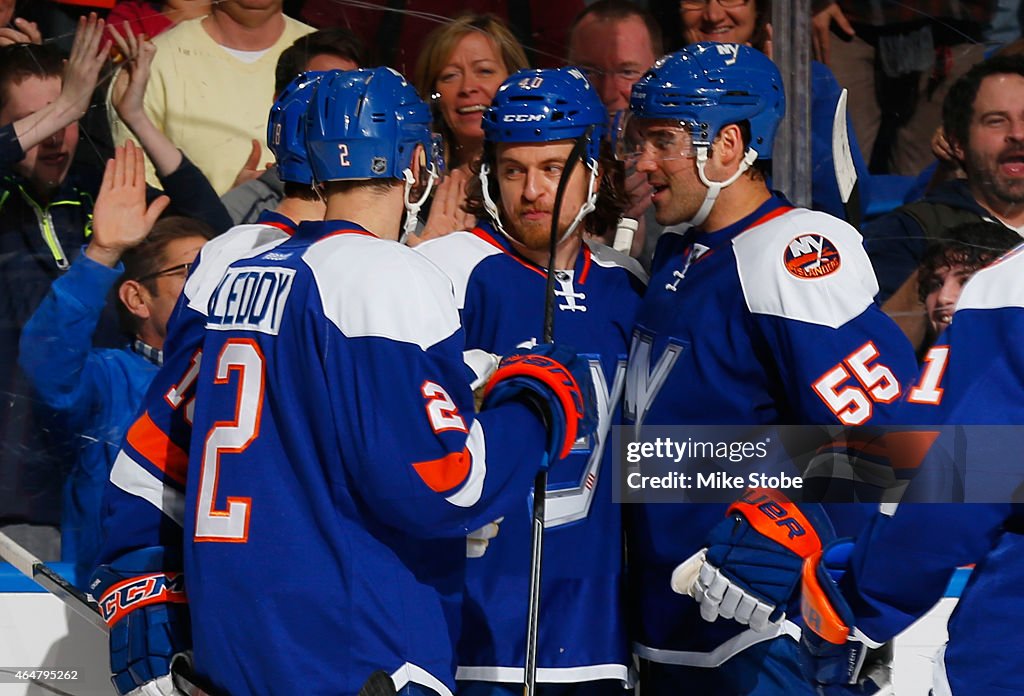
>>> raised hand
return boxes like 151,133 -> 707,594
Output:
86,141 -> 170,267
55,13 -> 111,124
407,166 -> 476,247
0,17 -> 42,47
230,138 -> 273,190
811,3 -> 855,66
108,22 -> 155,127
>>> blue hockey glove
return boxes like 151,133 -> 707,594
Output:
800,541 -> 891,695
671,489 -> 833,631
482,343 -> 597,465
89,548 -> 191,696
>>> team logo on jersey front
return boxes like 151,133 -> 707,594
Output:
784,234 -> 841,279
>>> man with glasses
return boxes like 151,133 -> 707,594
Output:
18,142 -> 214,587
620,44 -> 917,694
567,0 -> 673,270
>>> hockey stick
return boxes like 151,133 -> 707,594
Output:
524,125 -> 596,696
832,89 -> 861,230
0,529 -> 108,634
0,531 -> 219,695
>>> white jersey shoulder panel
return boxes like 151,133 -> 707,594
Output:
732,208 -> 877,329
305,234 -> 461,350
414,232 -> 502,310
956,243 -> 1024,312
585,239 -> 650,285
186,223 -> 290,316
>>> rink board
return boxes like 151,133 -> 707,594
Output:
0,564 -> 968,695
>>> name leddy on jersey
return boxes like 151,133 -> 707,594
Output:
207,266 -> 295,334
784,234 -> 841,279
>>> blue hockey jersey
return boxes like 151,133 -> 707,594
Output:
623,196 -> 918,665
839,243 -> 1024,696
416,224 -> 646,684
98,212 -> 296,566
179,219 -> 561,696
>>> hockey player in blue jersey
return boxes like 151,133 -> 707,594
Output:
89,68 -> 596,696
618,44 -> 918,694
88,69 -> 329,696
796,243 -> 1024,695
414,67 -> 646,695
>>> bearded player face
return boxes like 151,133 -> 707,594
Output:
494,140 -> 591,252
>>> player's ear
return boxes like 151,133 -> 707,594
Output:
412,144 -> 425,178
714,124 -> 745,166
410,143 -> 432,194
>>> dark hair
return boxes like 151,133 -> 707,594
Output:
464,138 -> 627,240
917,220 -> 1020,304
747,0 -> 772,58
569,0 -> 664,57
0,42 -> 64,112
117,216 -> 216,334
943,54 -> 1024,154
320,178 -> 397,199
275,28 -> 366,94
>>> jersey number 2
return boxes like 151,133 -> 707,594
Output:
195,340 -> 265,542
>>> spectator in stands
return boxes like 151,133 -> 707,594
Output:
678,0 -> 871,226
864,55 -> 1024,345
107,0 -> 313,195
812,0 -> 990,176
568,0 -> 667,267
220,27 -> 364,225
0,15 -> 227,559
407,13 -> 529,245
297,0 -> 582,73
20,142 -> 213,586
915,220 -> 1020,356
104,0 -> 212,41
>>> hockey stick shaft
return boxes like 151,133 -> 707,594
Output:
525,126 -> 595,696
0,532 -> 220,695
832,89 -> 862,230
0,529 -> 108,634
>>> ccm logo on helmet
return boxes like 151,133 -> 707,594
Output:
503,114 -> 545,123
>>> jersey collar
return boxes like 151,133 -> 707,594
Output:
470,221 -> 594,285
294,219 -> 377,242
255,209 -> 298,235
694,193 -> 794,251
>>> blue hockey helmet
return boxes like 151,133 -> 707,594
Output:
628,42 -> 785,159
481,67 -> 608,165
267,71 -> 326,186
305,67 -> 438,184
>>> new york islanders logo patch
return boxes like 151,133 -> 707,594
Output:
784,234 -> 841,279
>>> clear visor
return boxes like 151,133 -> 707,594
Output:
614,113 -> 699,165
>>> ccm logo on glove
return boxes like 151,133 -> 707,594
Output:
96,572 -> 187,626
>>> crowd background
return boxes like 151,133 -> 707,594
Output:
1,0 -> 1021,589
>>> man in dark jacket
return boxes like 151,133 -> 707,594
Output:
863,55 -> 1024,346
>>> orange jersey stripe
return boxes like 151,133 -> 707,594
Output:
413,449 -> 471,494
125,412 -> 189,486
